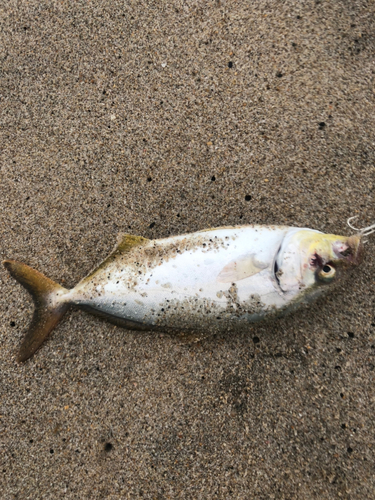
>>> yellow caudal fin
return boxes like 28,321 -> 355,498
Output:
3,259 -> 70,362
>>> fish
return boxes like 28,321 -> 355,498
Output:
3,218 -> 373,362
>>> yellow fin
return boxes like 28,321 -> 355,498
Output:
85,233 -> 150,279
3,260 -> 69,362
112,233 -> 149,256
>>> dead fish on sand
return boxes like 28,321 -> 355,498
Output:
3,217 -> 374,362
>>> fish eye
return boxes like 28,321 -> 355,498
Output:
318,264 -> 336,281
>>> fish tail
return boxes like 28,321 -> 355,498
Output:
3,259 -> 70,362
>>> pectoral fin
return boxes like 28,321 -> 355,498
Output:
217,253 -> 269,283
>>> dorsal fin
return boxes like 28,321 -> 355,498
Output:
84,233 -> 150,280
112,233 -> 150,257
98,232 -> 149,266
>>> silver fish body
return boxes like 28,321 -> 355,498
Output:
74,226 -> 299,330
3,224 -> 363,361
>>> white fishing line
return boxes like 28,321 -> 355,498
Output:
347,216 -> 375,241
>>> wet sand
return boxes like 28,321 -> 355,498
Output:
1,1 -> 374,498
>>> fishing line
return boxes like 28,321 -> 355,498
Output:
347,216 -> 375,243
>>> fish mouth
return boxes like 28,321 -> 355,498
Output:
333,235 -> 363,266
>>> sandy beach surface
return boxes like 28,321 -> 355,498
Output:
1,1 -> 374,498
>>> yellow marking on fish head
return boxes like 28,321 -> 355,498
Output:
276,229 -> 363,294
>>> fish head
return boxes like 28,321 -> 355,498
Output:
275,228 -> 363,297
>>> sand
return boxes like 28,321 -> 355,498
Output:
1,1 -> 374,498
